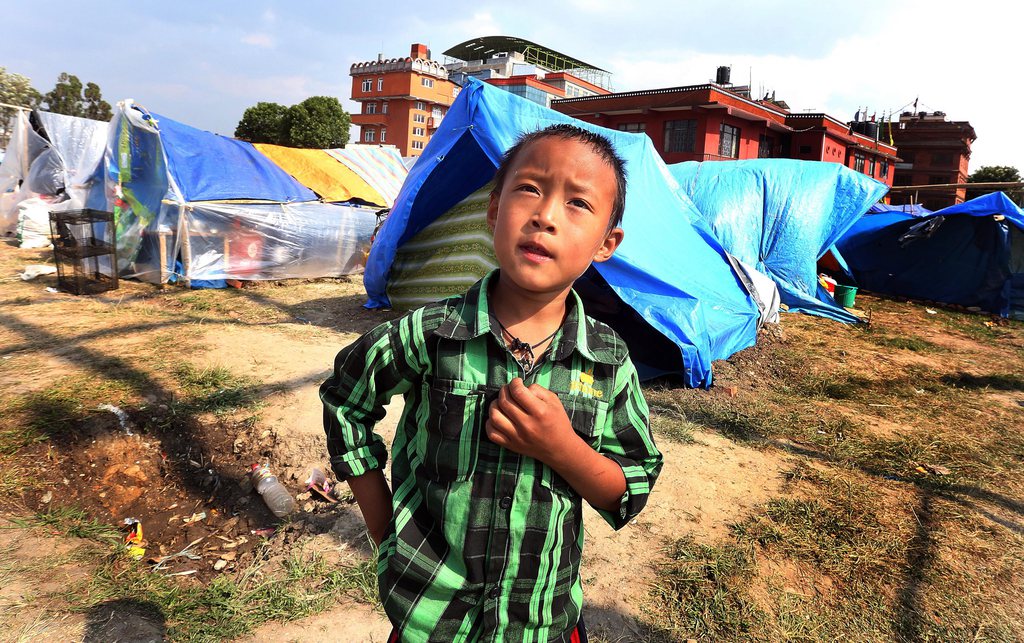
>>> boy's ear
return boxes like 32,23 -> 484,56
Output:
486,192 -> 499,233
592,227 -> 624,263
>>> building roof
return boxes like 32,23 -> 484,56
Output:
443,36 -> 607,73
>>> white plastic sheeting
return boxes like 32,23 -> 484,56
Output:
0,110 -> 109,243
0,111 -> 37,235
124,201 -> 377,284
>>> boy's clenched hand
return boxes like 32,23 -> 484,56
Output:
486,377 -> 626,511
485,378 -> 577,466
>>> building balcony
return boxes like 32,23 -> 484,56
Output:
352,113 -> 388,126
427,116 -> 443,129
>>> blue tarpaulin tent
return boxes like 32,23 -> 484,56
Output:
365,78 -> 762,386
835,192 -> 1024,317
154,113 -> 316,203
668,159 -> 889,323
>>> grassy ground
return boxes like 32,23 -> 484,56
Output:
2,240 -> 1023,641
641,302 -> 1024,641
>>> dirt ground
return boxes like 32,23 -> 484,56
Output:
1,237 -> 1022,642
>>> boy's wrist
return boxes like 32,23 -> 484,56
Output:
543,428 -> 589,475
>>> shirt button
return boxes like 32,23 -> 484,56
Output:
500,496 -> 512,509
488,587 -> 500,600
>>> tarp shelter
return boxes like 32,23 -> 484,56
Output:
835,192 -> 1024,318
327,145 -> 409,207
365,78 -> 764,386
0,109 -> 108,244
668,159 -> 888,323
107,100 -> 375,285
254,144 -> 385,205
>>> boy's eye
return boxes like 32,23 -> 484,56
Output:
569,198 -> 592,211
516,184 -> 540,194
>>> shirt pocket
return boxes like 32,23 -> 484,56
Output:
421,378 -> 485,483
541,394 -> 610,496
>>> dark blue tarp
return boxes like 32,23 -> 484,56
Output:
835,192 -> 1024,316
365,78 -> 761,386
154,113 -> 316,203
668,159 -> 888,323
868,202 -> 932,216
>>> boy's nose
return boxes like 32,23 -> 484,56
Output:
531,198 -> 558,231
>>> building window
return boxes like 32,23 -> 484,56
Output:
365,102 -> 377,114
415,101 -> 425,111
930,152 -> 952,167
617,122 -> 646,133
382,101 -> 388,114
377,77 -> 383,91
380,128 -> 386,143
758,135 -> 774,158
881,161 -> 889,178
412,140 -> 424,150
364,129 -> 376,143
413,113 -> 426,124
421,77 -> 434,88
664,119 -> 696,153
719,123 -> 740,158
361,78 -> 372,92
868,158 -> 876,176
799,145 -> 812,154
412,127 -> 425,137
854,154 -> 865,172
432,106 -> 444,118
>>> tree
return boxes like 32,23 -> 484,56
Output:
967,165 -> 1023,206
234,101 -> 288,144
40,72 -> 112,121
0,67 -> 41,147
279,96 -> 350,149
83,82 -> 112,121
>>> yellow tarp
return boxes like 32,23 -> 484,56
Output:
254,144 -> 385,205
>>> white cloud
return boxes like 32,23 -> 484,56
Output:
262,8 -> 277,24
241,33 -> 275,48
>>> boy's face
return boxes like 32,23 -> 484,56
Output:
487,136 -> 624,298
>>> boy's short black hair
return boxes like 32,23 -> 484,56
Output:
491,124 -> 628,229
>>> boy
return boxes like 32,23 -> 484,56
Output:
321,124 -> 662,642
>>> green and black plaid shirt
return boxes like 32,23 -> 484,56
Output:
321,271 -> 662,642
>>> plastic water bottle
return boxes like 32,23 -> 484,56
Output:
250,464 -> 296,518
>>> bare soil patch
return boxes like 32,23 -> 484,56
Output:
2,239 -> 1023,641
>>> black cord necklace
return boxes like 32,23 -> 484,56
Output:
492,316 -> 560,373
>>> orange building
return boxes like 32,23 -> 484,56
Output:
889,111 -> 976,210
350,44 -> 460,157
551,72 -> 898,188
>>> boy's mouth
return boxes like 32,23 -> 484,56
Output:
518,241 -> 554,262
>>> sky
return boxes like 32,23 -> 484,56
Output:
2,0 -> 1017,170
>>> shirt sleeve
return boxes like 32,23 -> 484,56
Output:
319,309 -> 428,481
595,356 -> 663,530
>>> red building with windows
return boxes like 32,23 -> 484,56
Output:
889,111 -> 976,210
350,44 -> 460,157
551,77 -> 897,187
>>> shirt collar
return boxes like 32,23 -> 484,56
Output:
434,269 -> 619,365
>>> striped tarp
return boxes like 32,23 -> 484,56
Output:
327,145 -> 408,208
386,183 -> 497,310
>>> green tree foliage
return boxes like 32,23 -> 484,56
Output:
279,96 -> 350,149
967,165 -> 1023,206
234,101 -> 288,144
83,82 -> 112,121
40,72 -> 112,121
0,67 -> 41,146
